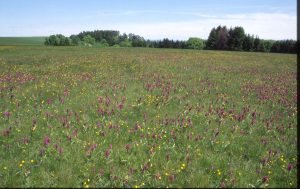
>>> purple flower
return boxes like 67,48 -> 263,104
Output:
59,97 -> 64,104
64,88 -> 69,96
47,98 -> 53,105
44,136 -> 51,146
58,147 -> 63,155
287,163 -> 293,171
262,176 -> 269,183
117,103 -> 124,110
168,175 -> 175,183
105,149 -> 110,158
3,111 -> 10,117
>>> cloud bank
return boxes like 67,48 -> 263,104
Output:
111,13 -> 296,40
2,12 -> 296,40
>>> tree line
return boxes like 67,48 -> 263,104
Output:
205,25 -> 297,53
44,26 -> 298,54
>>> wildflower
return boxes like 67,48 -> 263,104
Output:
19,163 -> 23,167
30,160 -> 34,163
58,147 -> 64,155
31,125 -> 37,132
118,103 -> 124,110
125,144 -> 131,152
262,176 -> 269,183
3,166 -> 7,170
43,136 -> 50,146
287,163 -> 293,171
168,174 -> 175,183
83,179 -> 90,188
105,149 -> 111,158
180,163 -> 186,170
3,111 -> 11,117
154,173 -> 161,180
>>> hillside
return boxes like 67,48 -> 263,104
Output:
0,37 -> 45,45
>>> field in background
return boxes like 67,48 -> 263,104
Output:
0,37 -> 46,46
0,46 -> 297,187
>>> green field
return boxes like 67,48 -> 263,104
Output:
0,46 -> 297,188
0,37 -> 46,46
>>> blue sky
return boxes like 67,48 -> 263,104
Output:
0,0 -> 296,40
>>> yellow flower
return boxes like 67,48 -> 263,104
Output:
181,164 -> 186,170
21,160 -> 25,164
19,164 -> 23,167
3,166 -> 7,170
30,160 -> 34,163
268,170 -> 271,174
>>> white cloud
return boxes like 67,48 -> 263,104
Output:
1,12 -> 296,40
108,12 -> 296,40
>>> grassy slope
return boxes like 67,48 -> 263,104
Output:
0,46 -> 297,188
0,37 -> 46,45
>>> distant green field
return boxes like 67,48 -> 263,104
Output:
0,37 -> 46,45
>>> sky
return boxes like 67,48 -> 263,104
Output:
0,0 -> 296,40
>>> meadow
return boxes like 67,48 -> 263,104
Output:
0,46 -> 297,188
0,37 -> 45,46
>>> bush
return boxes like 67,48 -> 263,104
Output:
83,34 -> 96,45
186,37 -> 204,50
44,34 -> 71,46
119,40 -> 132,47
